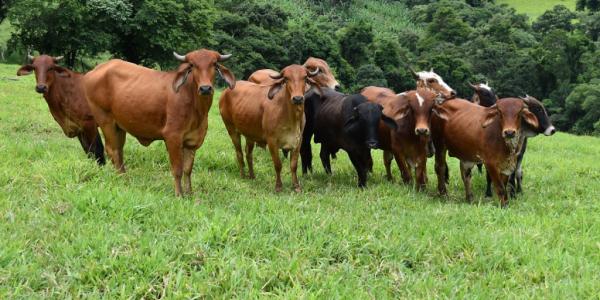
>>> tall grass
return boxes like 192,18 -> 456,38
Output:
1,63 -> 599,297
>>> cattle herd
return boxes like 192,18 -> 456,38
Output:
16,48 -> 556,208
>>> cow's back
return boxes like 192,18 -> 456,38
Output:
219,81 -> 269,142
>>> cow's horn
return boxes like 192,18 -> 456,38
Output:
27,53 -> 34,61
173,51 -> 186,62
308,67 -> 320,77
54,56 -> 64,62
468,82 -> 478,89
218,54 -> 232,62
269,72 -> 284,80
408,66 -> 419,79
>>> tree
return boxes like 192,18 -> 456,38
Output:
563,80 -> 600,135
577,0 -> 600,11
0,0 -> 10,23
533,5 -> 577,34
351,64 -> 387,93
339,20 -> 373,66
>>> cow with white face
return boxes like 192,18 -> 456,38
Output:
411,68 -> 456,101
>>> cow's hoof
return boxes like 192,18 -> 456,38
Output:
275,186 -> 283,193
294,186 -> 302,193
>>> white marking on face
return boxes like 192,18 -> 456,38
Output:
417,71 -> 453,93
416,92 -> 424,107
479,83 -> 492,91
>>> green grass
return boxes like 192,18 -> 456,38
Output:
1,63 -> 600,298
497,0 -> 576,20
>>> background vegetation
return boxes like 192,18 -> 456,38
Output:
2,63 -> 600,298
1,0 -> 599,135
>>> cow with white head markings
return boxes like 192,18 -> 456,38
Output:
410,68 -> 457,100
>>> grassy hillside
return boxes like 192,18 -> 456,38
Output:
497,0 -> 577,20
1,63 -> 600,297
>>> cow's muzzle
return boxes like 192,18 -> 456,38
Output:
35,84 -> 47,94
292,96 -> 304,105
199,85 -> 213,95
415,127 -> 430,136
366,140 -> 378,149
544,126 -> 556,136
503,129 -> 516,139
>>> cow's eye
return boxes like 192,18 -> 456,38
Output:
428,79 -> 436,83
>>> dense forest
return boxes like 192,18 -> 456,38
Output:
1,0 -> 599,136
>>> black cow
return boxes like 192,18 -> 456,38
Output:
313,88 -> 396,187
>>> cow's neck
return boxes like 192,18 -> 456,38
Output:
44,75 -> 74,109
279,93 -> 304,127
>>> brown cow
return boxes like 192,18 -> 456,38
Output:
362,87 -> 439,190
17,54 -> 105,165
431,98 -> 539,207
83,49 -> 235,196
220,65 -> 320,192
248,57 -> 340,90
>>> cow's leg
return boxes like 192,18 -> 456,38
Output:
290,146 -> 301,192
459,161 -> 474,203
367,154 -> 374,174
434,145 -> 448,196
320,147 -> 332,175
226,129 -> 245,178
415,154 -> 428,191
348,151 -> 369,188
165,137 -> 184,197
91,129 -> 106,165
267,139 -> 283,192
393,152 -> 412,184
383,151 -> 394,181
486,165 -> 509,208
245,140 -> 256,179
81,123 -> 106,165
485,168 -> 493,197
100,123 -> 126,173
182,147 -> 196,195
516,165 -> 523,194
300,133 -> 313,174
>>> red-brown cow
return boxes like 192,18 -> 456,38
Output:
83,49 -> 235,196
431,98 -> 539,207
220,65 -> 320,192
17,54 -> 105,165
362,87 -> 439,190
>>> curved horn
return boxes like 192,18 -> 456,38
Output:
53,56 -> 64,62
308,67 -> 320,77
468,82 -> 478,90
173,51 -> 186,62
218,54 -> 232,62
408,66 -> 419,80
269,72 -> 284,80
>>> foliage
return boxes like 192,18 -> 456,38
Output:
563,79 -> 600,134
532,5 -> 577,33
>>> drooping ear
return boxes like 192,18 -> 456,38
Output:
216,63 -> 236,89
17,65 -> 34,76
172,63 -> 193,93
268,80 -> 285,100
381,114 -> 397,130
482,107 -> 498,128
431,104 -> 449,121
344,107 -> 359,127
53,66 -> 71,78
521,108 -> 539,129
307,77 -> 323,96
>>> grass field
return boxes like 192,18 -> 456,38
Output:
497,0 -> 577,20
1,63 -> 600,298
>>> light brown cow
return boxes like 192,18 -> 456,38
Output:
362,87 -> 439,190
410,68 -> 456,100
83,49 -> 235,196
431,98 -> 539,207
17,54 -> 105,165
248,57 -> 340,90
220,65 -> 320,192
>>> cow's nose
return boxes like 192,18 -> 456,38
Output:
503,129 -> 516,138
415,128 -> 430,136
292,96 -> 304,104
366,141 -> 378,149
544,126 -> 556,136
35,84 -> 47,93
199,85 -> 213,95
334,84 -> 341,91
449,90 -> 457,98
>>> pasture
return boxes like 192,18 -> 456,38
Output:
1,62 -> 600,298
497,0 -> 576,20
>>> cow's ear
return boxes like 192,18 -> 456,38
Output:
268,80 -> 285,100
173,63 -> 193,93
53,66 -> 71,78
522,108 -> 539,129
381,114 -> 397,130
217,63 -> 236,89
307,77 -> 323,96
344,107 -> 359,127
17,65 -> 34,76
482,107 -> 498,128
432,105 -> 449,121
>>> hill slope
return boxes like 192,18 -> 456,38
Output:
1,63 -> 599,297
497,0 -> 577,20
